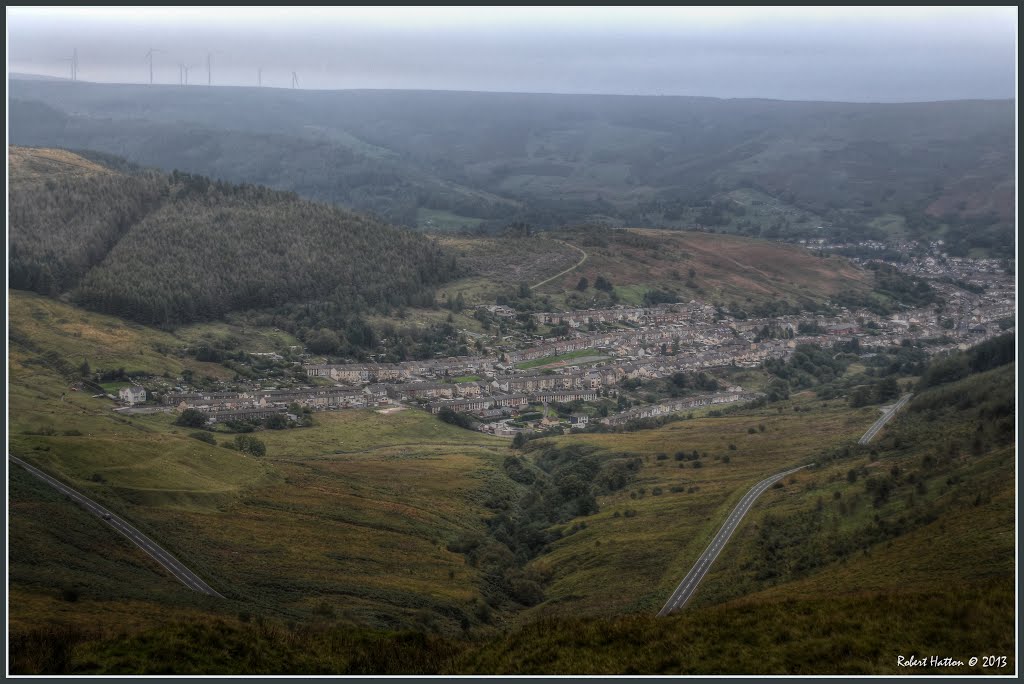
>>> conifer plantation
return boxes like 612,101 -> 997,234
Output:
9,164 -> 455,328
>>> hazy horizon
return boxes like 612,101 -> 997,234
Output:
6,6 -> 1017,103
8,70 -> 1018,106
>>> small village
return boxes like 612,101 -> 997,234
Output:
109,255 -> 1013,438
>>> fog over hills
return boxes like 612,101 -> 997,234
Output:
8,79 -> 1014,257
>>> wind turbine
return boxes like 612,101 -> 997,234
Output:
206,50 -> 224,86
183,63 -> 191,86
59,48 -> 79,81
257,66 -> 262,87
291,71 -> 299,89
144,48 -> 162,84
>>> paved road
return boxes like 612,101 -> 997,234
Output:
858,393 -> 913,445
9,454 -> 225,598
531,241 -> 588,290
657,464 -> 811,616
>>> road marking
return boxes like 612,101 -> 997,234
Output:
658,464 -> 810,616
10,455 -> 225,599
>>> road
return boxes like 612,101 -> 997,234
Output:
657,464 -> 811,616
858,393 -> 913,445
9,454 -> 225,598
531,240 -> 588,290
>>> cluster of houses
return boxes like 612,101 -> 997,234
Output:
602,389 -> 756,426
162,386 -> 390,423
116,268 -> 1012,436
532,301 -> 716,329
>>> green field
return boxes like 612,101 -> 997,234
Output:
417,208 -> 485,232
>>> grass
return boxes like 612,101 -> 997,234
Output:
173,319 -> 302,354
9,145 -> 114,182
867,213 -> 909,238
513,394 -> 879,621
455,578 -> 1013,674
515,349 -> 608,370
9,289 -> 231,380
10,362 -> 518,633
417,208 -> 484,232
8,291 -> 1015,674
535,228 -> 872,312
433,235 -> 581,305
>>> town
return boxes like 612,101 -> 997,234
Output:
103,253 -> 1013,439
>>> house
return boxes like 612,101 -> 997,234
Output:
532,389 -> 597,403
428,397 -> 494,414
493,393 -> 530,409
362,384 -> 389,405
208,406 -> 288,424
118,385 -> 147,405
569,413 -> 589,428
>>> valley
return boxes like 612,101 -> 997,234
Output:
5,80 -> 1016,676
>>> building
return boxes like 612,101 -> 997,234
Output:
118,385 -> 147,405
207,406 -> 288,424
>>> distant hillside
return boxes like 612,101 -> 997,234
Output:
7,82 -> 1015,255
9,147 -> 453,330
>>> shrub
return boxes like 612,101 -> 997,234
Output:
234,434 -> 266,457
174,408 -> 208,428
189,431 -> 217,444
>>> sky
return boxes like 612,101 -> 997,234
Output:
6,6 -> 1018,101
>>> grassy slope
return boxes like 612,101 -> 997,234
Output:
454,365 -> 1015,674
516,392 -> 880,620
433,235 -> 581,305
9,296 -> 518,635
9,289 -> 232,381
8,290 -> 1014,674
8,145 -> 113,181
541,228 -> 872,308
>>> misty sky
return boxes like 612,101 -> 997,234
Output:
6,6 -> 1017,102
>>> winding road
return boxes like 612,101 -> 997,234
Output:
531,240 -> 588,290
658,464 -> 811,616
858,393 -> 913,445
9,454 -> 225,598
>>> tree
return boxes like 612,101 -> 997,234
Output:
875,376 -> 900,402
175,408 -> 208,428
576,276 -> 589,291
78,359 -> 91,377
264,413 -> 290,430
512,432 -> 527,449
848,385 -> 873,408
234,434 -> 266,457
306,328 -> 341,355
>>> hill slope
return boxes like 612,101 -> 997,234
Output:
8,82 -> 1015,254
9,147 -> 453,327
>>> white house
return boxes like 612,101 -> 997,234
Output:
118,385 -> 147,405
